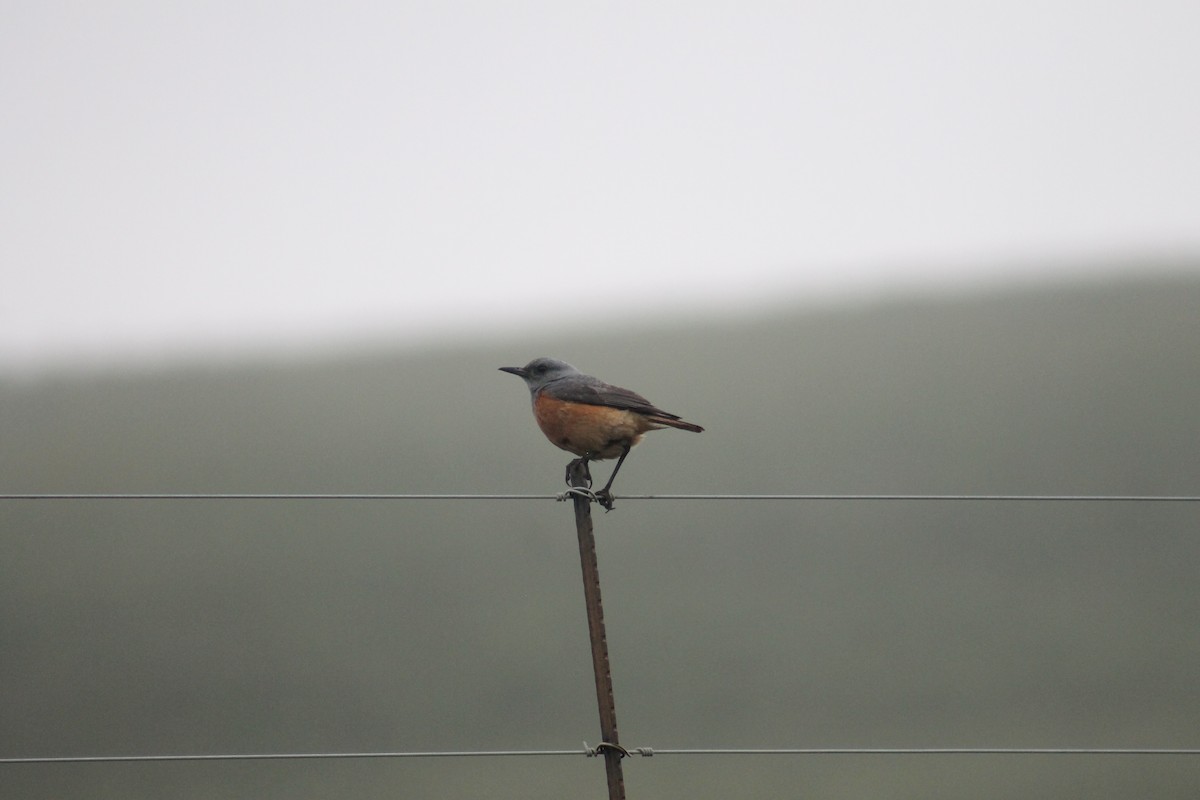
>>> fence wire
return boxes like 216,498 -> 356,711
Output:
6,747 -> 1200,765
2,493 -> 1198,501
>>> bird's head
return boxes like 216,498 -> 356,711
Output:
499,357 -> 580,392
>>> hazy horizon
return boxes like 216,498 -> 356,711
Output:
5,257 -> 1197,377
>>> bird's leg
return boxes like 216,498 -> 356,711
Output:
594,444 -> 631,511
565,457 -> 592,488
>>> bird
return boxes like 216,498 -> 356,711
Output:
499,357 -> 703,509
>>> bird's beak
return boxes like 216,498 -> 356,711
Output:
498,366 -> 528,378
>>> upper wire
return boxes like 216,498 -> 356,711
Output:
1,493 -> 1197,501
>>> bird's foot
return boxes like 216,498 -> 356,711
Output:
564,457 -> 592,488
594,489 -> 616,511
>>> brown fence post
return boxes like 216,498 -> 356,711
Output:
567,461 -> 626,800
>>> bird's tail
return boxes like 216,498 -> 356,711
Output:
648,415 -> 704,433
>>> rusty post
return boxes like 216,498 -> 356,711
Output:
567,460 -> 626,800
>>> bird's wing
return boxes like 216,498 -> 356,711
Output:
546,376 -> 682,419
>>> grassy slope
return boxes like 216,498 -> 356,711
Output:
2,276 -> 1198,798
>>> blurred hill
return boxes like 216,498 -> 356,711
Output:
2,276 -> 1199,799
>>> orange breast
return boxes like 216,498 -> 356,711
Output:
533,394 -> 648,459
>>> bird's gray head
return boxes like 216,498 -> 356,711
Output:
498,357 -> 581,393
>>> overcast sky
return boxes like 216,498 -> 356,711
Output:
4,1 -> 1198,371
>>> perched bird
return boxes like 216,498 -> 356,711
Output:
499,357 -> 703,509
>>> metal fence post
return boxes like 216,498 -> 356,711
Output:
568,461 -> 626,800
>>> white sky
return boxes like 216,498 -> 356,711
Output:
3,1 -> 1199,371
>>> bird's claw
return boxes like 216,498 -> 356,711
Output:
564,458 -> 592,488
595,489 -> 616,511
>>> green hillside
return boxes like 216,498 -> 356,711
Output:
2,276 -> 1198,798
